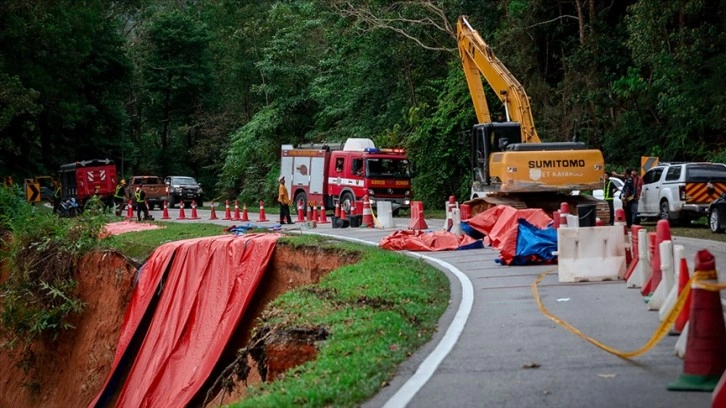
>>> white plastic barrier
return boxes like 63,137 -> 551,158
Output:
659,244 -> 684,320
376,201 -> 395,229
450,208 -> 462,237
627,228 -> 650,288
557,226 -> 626,282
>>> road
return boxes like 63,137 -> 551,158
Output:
149,207 -> 723,407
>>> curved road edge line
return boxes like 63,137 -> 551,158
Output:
304,232 -> 474,408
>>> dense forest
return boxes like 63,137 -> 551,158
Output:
1,0 -> 725,207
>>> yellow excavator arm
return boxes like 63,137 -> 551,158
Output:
457,16 -> 540,144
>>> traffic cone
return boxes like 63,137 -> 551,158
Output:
362,195 -> 373,228
553,210 -> 561,229
189,200 -> 200,220
660,244 -> 684,320
624,225 -> 643,280
232,200 -> 241,221
306,203 -> 313,221
559,202 -> 569,228
209,201 -> 218,220
649,240 -> 674,310
126,200 -> 134,220
319,203 -> 329,224
670,254 -> 692,336
644,220 -> 672,297
222,200 -> 232,220
445,195 -> 456,231
460,203 -> 471,221
161,200 -> 171,220
641,232 -> 658,296
408,201 -> 428,230
667,250 -> 726,391
297,199 -> 305,223
712,372 -> 726,407
241,203 -> 249,222
628,228 -> 651,288
257,200 -> 268,222
177,201 -> 186,220
340,206 -> 347,221
312,201 -> 319,222
334,201 -> 341,219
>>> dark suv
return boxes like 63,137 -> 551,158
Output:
165,176 -> 203,208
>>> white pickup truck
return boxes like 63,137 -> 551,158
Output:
637,162 -> 726,225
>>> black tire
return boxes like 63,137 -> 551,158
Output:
340,192 -> 355,214
710,210 -> 724,233
293,191 -> 307,214
658,200 -> 670,221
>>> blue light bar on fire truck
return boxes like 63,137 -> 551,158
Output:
369,148 -> 406,154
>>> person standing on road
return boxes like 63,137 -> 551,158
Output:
621,168 -> 635,227
630,168 -> 643,226
134,185 -> 149,221
603,171 -> 617,225
114,179 -> 127,216
278,175 -> 293,225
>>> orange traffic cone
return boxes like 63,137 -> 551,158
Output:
177,201 -> 187,220
340,206 -> 347,221
241,203 -> 249,221
668,250 -> 726,391
670,256 -> 692,336
257,200 -> 268,222
362,195 -> 373,228
312,201 -> 319,222
624,225 -> 643,280
306,203 -> 313,221
209,201 -> 218,220
408,201 -> 428,230
713,373 -> 726,408
126,200 -> 134,220
232,200 -> 241,221
297,199 -> 305,222
222,200 -> 232,220
461,203 -> 471,221
319,203 -> 329,224
189,201 -> 200,220
334,201 -> 341,219
161,200 -> 171,220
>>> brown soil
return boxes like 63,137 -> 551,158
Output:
0,241 -> 356,408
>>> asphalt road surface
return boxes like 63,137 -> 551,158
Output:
150,207 -> 722,408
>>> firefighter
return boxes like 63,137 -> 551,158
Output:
134,185 -> 149,221
114,179 -> 127,216
277,175 -> 293,224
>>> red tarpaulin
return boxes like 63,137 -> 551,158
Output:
379,230 -> 480,251
90,233 -> 280,408
464,206 -> 552,263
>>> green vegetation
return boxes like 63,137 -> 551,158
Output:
3,1 -> 726,210
0,186 -> 105,347
232,235 -> 449,407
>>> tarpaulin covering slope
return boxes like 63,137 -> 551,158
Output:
90,233 -> 280,408
379,230 -> 482,251
464,206 -> 552,264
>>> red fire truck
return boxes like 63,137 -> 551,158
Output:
280,138 -> 412,215
57,158 -> 118,208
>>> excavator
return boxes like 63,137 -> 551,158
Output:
457,16 -> 609,222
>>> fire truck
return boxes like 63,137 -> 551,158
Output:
57,158 -> 119,208
280,138 -> 412,216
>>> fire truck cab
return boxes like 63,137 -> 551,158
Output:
281,138 -> 412,216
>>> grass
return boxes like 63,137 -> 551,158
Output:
101,223 -> 450,407
233,236 -> 449,407
637,218 -> 726,243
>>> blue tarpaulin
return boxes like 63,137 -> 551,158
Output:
499,219 -> 557,265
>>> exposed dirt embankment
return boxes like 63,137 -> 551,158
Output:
0,241 -> 356,408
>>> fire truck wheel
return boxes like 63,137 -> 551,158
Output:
340,192 -> 354,214
294,191 -> 307,212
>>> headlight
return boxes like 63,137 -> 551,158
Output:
174,187 -> 182,193
405,190 -> 410,196
368,189 -> 374,195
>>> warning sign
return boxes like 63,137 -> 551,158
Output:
25,181 -> 40,202
640,156 -> 659,176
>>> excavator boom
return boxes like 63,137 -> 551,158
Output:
457,16 -> 539,144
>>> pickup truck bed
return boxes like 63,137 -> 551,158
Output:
127,176 -> 167,210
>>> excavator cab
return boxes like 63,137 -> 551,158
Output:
471,122 -> 522,184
